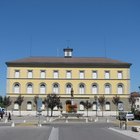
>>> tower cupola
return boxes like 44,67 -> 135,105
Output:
63,47 -> 73,58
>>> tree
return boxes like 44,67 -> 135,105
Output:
129,92 -> 138,112
33,95 -> 39,115
98,96 -> 106,117
80,100 -> 92,117
45,94 -> 62,117
3,96 -> 12,114
94,96 -> 98,117
0,96 -> 4,108
16,95 -> 24,116
112,95 -> 120,116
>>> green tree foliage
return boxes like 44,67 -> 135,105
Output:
45,94 -> 62,116
80,100 -> 92,117
98,96 -> 106,117
3,96 -> 12,112
33,95 -> 39,115
129,92 -> 138,112
0,96 -> 12,110
16,95 -> 24,116
112,95 -> 120,116
0,96 -> 4,107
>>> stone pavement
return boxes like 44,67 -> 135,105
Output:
109,127 -> 140,140
1,115 -> 140,140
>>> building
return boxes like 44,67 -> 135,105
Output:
6,48 -> 132,116
130,92 -> 140,110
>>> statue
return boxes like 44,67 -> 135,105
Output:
71,88 -> 74,98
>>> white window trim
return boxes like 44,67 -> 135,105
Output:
79,71 -> 85,79
15,70 -> 20,78
40,70 -> 46,78
28,70 -> 33,78
92,71 -> 97,79
53,71 -> 59,78
66,71 -> 72,79
105,71 -> 110,79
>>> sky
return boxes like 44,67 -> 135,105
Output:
0,0 -> 140,96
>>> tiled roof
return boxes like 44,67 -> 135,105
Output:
6,57 -> 131,68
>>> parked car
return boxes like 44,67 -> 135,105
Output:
134,110 -> 140,120
118,111 -> 134,121
0,108 -> 5,114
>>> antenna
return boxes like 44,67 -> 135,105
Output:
30,35 -> 32,57
104,36 -> 107,58
66,40 -> 70,48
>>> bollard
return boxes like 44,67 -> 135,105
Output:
11,121 -> 15,127
38,123 -> 42,127
5,118 -> 8,123
86,118 -> 88,123
106,118 -> 109,123
65,119 -> 68,123
23,120 -> 26,123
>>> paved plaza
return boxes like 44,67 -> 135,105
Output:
0,115 -> 140,140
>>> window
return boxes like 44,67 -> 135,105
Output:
117,84 -> 123,94
14,102 -> 19,110
15,70 -> 20,78
53,83 -> 59,94
105,102 -> 110,111
79,71 -> 84,79
92,102 -> 97,111
40,83 -> 46,94
137,105 -> 140,108
40,70 -> 46,78
79,104 -> 84,111
14,83 -> 20,93
118,71 -> 123,79
54,106 -> 58,110
79,83 -> 85,94
27,83 -> 33,94
105,71 -> 110,79
27,101 -> 32,110
28,70 -> 33,78
66,83 -> 72,94
105,84 -> 111,94
92,84 -> 98,94
66,71 -> 72,79
92,71 -> 97,79
53,71 -> 59,78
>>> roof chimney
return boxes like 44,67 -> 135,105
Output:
63,47 -> 73,58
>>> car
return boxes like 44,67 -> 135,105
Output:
126,112 -> 135,120
118,111 -> 134,121
0,108 -> 5,115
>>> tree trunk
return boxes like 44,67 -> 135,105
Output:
5,107 -> 7,116
87,108 -> 88,117
51,108 -> 53,117
116,105 -> 118,117
102,106 -> 103,117
19,106 -> 21,116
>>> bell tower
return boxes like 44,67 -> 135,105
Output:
63,47 -> 73,58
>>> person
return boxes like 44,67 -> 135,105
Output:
8,112 -> 11,121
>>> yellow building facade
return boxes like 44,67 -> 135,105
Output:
6,48 -> 131,115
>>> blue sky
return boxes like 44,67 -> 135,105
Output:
0,0 -> 140,96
